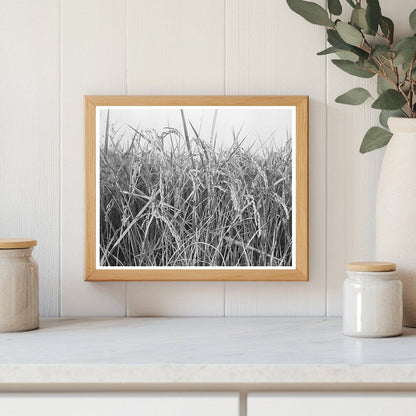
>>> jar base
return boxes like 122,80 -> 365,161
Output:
0,325 -> 39,333
343,330 -> 402,338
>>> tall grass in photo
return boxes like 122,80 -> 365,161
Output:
99,109 -> 293,267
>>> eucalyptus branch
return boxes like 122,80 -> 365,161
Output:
287,0 -> 416,153
408,57 -> 416,117
391,59 -> 400,85
376,58 -> 399,89
397,82 -> 413,116
362,37 -> 373,53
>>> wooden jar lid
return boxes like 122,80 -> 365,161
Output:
346,261 -> 396,272
0,239 -> 37,249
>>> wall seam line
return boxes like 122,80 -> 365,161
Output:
59,0 -> 63,318
224,0 -> 227,97
325,5 -> 329,317
223,0 -> 227,317
125,0 -> 129,317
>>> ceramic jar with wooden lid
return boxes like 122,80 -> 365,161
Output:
343,262 -> 402,338
0,239 -> 39,332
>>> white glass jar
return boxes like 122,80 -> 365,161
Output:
343,262 -> 402,338
0,239 -> 39,332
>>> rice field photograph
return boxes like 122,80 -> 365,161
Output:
97,104 -> 295,269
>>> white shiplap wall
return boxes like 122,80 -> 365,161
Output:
1,0 -> 412,317
0,0 -> 60,317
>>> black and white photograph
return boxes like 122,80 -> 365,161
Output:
97,105 -> 296,269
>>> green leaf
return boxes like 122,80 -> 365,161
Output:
328,0 -> 342,16
317,46 -> 359,61
351,7 -> 369,32
366,0 -> 382,34
376,68 -> 403,94
336,21 -> 363,47
335,87 -> 371,105
335,50 -> 359,62
362,59 -> 379,71
379,110 -> 402,129
287,0 -> 334,26
372,89 -> 406,110
327,29 -> 350,49
317,46 -> 338,55
360,127 -> 392,153
394,36 -> 416,52
410,9 -> 416,32
332,59 -> 375,78
393,36 -> 416,67
372,45 -> 391,58
377,76 -> 392,94
327,29 -> 369,60
380,16 -> 394,43
346,0 -> 356,6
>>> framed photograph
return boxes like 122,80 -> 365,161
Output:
85,96 -> 308,281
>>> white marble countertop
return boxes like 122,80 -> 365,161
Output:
0,317 -> 416,389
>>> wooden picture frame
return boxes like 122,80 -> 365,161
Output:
85,96 -> 308,281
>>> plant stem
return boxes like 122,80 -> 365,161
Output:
408,57 -> 416,116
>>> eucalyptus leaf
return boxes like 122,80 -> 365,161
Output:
351,7 -> 369,32
335,50 -> 359,62
363,59 -> 379,71
327,29 -> 368,59
380,16 -> 394,43
410,9 -> 416,32
332,59 -> 375,78
377,76 -> 392,94
287,0 -> 334,26
372,45 -> 391,58
382,65 -> 402,84
336,21 -> 363,47
335,87 -> 371,105
393,36 -> 416,67
317,46 -> 358,61
351,46 -> 369,60
366,0 -> 382,34
372,89 -> 406,110
328,0 -> 342,16
394,36 -> 416,51
327,28 -> 351,49
317,46 -> 338,55
379,110 -> 402,129
360,127 -> 392,153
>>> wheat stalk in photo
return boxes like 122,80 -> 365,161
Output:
99,109 -> 293,267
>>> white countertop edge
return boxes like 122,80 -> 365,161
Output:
1,318 -> 416,386
1,364 -> 416,385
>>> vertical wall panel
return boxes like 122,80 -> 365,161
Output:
126,0 -> 225,95
4,0 -> 410,317
61,0 -> 127,316
224,0 -> 327,315
0,0 -> 60,316
326,0 -> 415,316
125,0 -> 226,316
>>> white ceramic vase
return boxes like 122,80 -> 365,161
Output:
375,117 -> 416,327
